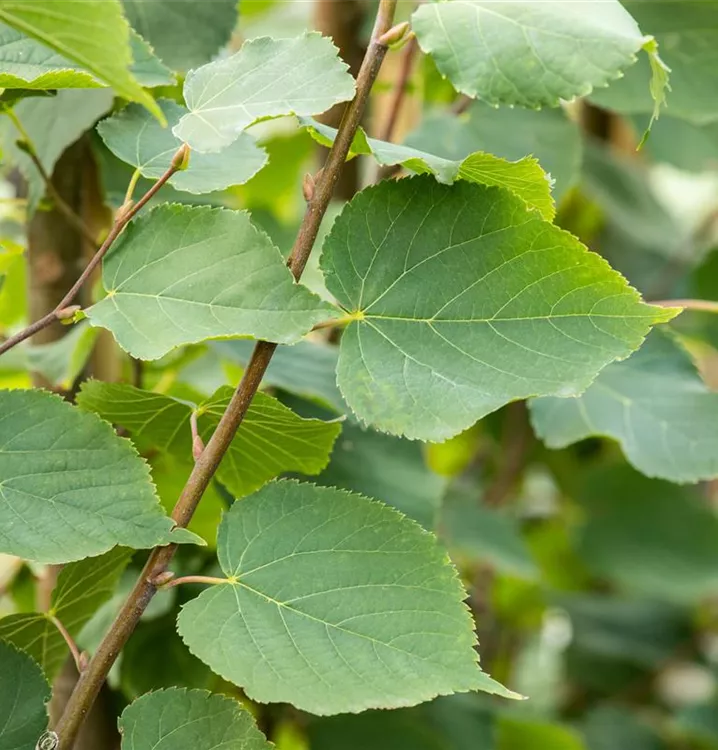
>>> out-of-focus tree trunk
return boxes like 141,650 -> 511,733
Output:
315,0 -> 366,199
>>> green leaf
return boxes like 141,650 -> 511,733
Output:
498,717 -> 586,750
531,331 -> 718,483
0,0 -> 161,119
119,688 -> 271,750
0,547 -> 131,680
3,88 -> 114,213
77,380 -> 342,498
412,1 -> 652,109
583,706 -> 666,750
27,320 -> 99,390
316,420 -> 447,531
0,640 -> 50,749
0,24 -> 173,90
320,177 -> 676,441
178,480 -> 516,715
578,466 -> 718,603
173,33 -> 356,152
590,1 -> 718,126
212,338 -> 344,412
406,103 -> 582,203
85,204 -> 336,360
0,388 -> 196,564
301,117 -> 555,220
122,0 -> 238,71
97,100 -> 268,195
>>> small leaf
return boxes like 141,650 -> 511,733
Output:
119,688 -> 271,750
97,100 -> 268,195
27,321 -> 99,390
0,388 -> 195,564
178,480 -> 515,715
173,33 -> 356,152
320,177 -> 676,441
301,117 -> 555,220
412,0 -> 653,109
77,380 -> 342,498
0,640 -> 50,749
0,0 -> 161,118
122,0 -> 238,71
0,24 -> 173,90
530,330 -> 717,483
85,204 -> 337,360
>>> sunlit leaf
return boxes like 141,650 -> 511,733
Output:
0,0 -> 161,118
0,640 -> 50,749
178,480 -> 516,715
77,380 -> 342,499
173,33 -> 355,152
320,177 -> 676,441
412,1 -> 654,109
301,117 -> 555,220
98,100 -> 268,195
0,388 -> 198,563
86,204 -> 337,360
119,688 -> 271,750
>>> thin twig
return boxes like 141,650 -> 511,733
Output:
378,36 -> 417,143
53,5 -> 397,747
0,145 -> 189,358
5,108 -> 97,247
48,615 -> 85,674
652,298 -> 718,314
160,575 -> 230,589
452,94 -> 473,116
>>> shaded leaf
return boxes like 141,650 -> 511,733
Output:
122,0 -> 239,71
0,640 -> 50,750
406,103 -> 582,203
77,380 -> 342,499
0,0 -> 160,117
302,117 -> 555,220
320,177 -> 676,441
0,614 -> 64,682
173,33 -> 355,152
97,100 -> 268,195
119,688 -> 271,750
412,1 -> 652,109
27,320 -> 99,390
0,388 -> 196,564
498,717 -> 586,750
0,24 -> 173,90
178,480 -> 516,715
591,0 -> 718,126
583,705 -> 666,750
85,204 -> 336,360
531,330 -> 718,483
212,338 -> 343,412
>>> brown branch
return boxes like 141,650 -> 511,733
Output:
378,35 -> 417,143
0,145 -> 188,358
53,4 -> 398,747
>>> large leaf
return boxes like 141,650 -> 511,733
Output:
530,331 -> 718,483
85,204 -> 336,360
302,117 -> 555,220
77,380 -> 342,498
122,0 -> 238,71
0,0 -> 160,117
320,177 -> 676,441
578,466 -> 718,603
405,103 -> 582,203
119,688 -> 271,750
0,24 -> 173,90
0,389 -> 197,564
591,0 -> 718,125
0,640 -> 50,749
0,547 -> 131,679
97,100 -> 268,195
173,33 -> 356,152
178,480 -> 516,715
3,88 -> 115,212
412,1 -> 653,109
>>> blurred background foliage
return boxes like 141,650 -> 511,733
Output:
3,1 -> 718,748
